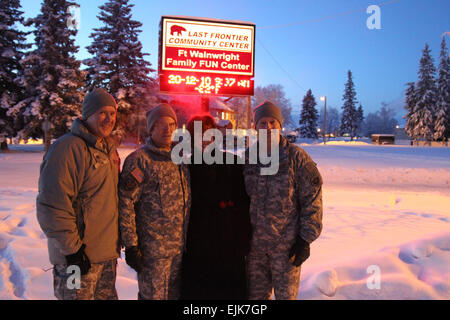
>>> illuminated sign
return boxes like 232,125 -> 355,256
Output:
159,16 -> 255,96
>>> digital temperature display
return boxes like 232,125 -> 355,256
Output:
160,72 -> 254,95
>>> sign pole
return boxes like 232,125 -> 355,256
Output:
136,104 -> 141,146
246,96 -> 252,129
201,96 -> 210,113
42,119 -> 52,152
324,96 -> 327,144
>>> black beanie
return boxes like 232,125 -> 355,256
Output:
146,103 -> 178,133
253,101 -> 283,127
82,88 -> 117,120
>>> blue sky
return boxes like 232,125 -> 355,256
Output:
20,0 -> 450,122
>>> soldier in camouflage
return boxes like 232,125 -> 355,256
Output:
118,103 -> 190,300
244,101 -> 323,300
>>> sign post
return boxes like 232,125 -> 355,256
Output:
42,119 -> 53,152
247,96 -> 252,129
159,16 -> 255,114
201,96 -> 210,113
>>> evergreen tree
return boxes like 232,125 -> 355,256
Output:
356,104 -> 364,137
84,0 -> 155,136
299,89 -> 318,138
340,70 -> 358,140
413,43 -> 437,143
404,82 -> 417,139
434,37 -> 450,142
10,0 -> 85,139
0,0 -> 30,141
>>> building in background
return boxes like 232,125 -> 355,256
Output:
394,126 -> 409,140
210,99 -> 237,128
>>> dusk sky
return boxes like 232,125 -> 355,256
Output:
20,0 -> 450,123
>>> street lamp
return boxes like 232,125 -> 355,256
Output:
320,96 -> 327,144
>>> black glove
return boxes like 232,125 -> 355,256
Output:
288,236 -> 310,267
65,244 -> 91,275
125,246 -> 143,273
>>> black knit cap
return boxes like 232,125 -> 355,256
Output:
82,88 -> 117,120
253,101 -> 283,127
146,103 -> 178,133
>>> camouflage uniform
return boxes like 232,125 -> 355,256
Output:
53,260 -> 118,300
118,139 -> 190,300
243,135 -> 323,300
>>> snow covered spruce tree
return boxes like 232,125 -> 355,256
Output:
404,82 -> 418,140
299,89 -> 318,138
433,37 -> 450,142
84,0 -> 154,137
0,0 -> 30,143
340,70 -> 359,140
412,43 -> 437,144
10,0 -> 85,139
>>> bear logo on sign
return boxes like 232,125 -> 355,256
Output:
171,25 -> 187,36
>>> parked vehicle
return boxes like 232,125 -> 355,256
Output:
371,134 -> 395,145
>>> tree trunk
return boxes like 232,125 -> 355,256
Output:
0,140 -> 8,151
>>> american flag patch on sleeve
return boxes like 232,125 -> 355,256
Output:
131,167 -> 144,183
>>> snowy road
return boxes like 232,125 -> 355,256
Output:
0,142 -> 449,299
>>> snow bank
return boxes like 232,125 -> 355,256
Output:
319,166 -> 450,189
299,233 -> 450,299
314,140 -> 371,146
0,187 -> 138,300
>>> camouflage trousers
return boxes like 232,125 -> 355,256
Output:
247,245 -> 301,300
137,254 -> 182,300
53,259 -> 118,300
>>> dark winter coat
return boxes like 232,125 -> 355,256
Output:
180,151 -> 252,300
36,119 -> 121,265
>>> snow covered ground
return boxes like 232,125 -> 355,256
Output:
0,141 -> 449,300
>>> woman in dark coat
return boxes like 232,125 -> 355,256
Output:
180,114 -> 252,300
